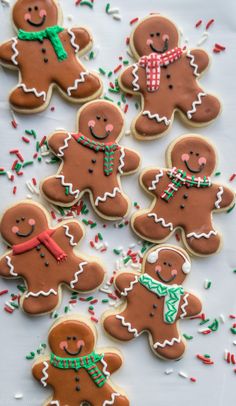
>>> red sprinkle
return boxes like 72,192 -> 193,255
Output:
10,149 -> 19,154
39,136 -> 47,147
124,104 -> 129,113
175,232 -> 180,242
12,159 -> 18,170
206,19 -> 215,30
90,241 -> 95,248
215,43 -> 226,51
22,136 -> 30,143
32,178 -> 37,186
229,315 -> 236,319
213,48 -> 221,53
130,17 -> 139,25
126,37 -> 130,45
88,309 -> 95,315
108,293 -> 117,300
0,289 -> 8,296
13,186 -> 17,195
113,64 -> 122,74
190,377 -> 197,383
91,316 -> 98,323
229,174 -> 236,182
195,19 -> 202,28
4,306 -> 13,314
51,211 -> 56,220
16,152 -> 24,162
69,299 -> 77,304
11,120 -> 18,129
90,299 -> 98,305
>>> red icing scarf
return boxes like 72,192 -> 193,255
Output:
139,48 -> 183,92
12,229 -> 67,262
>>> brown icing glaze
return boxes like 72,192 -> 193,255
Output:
103,245 -> 202,360
0,201 -> 105,315
41,100 -> 141,220
119,14 -> 221,140
32,317 -> 129,405
132,135 -> 235,256
0,0 -> 102,113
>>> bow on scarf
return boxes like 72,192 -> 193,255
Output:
18,25 -> 67,61
139,48 -> 183,92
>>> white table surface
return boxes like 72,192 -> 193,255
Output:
0,0 -> 236,404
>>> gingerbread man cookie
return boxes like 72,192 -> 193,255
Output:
132,134 -> 235,256
0,0 -> 102,113
119,14 -> 221,140
41,100 -> 141,220
33,315 -> 129,406
103,245 -> 202,360
0,201 -> 105,315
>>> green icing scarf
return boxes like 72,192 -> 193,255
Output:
50,351 -> 107,387
139,273 -> 184,324
18,25 -> 67,61
73,133 -> 120,176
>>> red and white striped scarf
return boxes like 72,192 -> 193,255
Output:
139,48 -> 183,92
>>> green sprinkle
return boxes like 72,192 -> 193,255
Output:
99,67 -> 106,75
204,354 -> 211,358
36,141 -> 40,151
123,60 -> 129,65
80,0 -> 93,8
199,318 -> 210,325
214,171 -> 221,176
135,102 -> 139,109
89,51 -> 94,60
113,248 -> 121,255
25,129 -> 37,138
104,95 -> 114,102
105,3 -> 110,13
124,256 -> 131,264
89,305 -> 94,310
82,219 -> 89,225
230,327 -> 236,334
26,352 -> 35,360
17,284 -> 26,293
0,171 -> 6,175
102,299 -> 109,303
65,186 -> 69,196
90,222 -> 97,229
227,203 -> 235,213
86,296 -> 93,302
109,88 -> 120,94
22,161 -> 33,168
10,302 -> 19,309
183,333 -> 193,340
121,93 -> 126,103
64,306 -> 69,313
98,233 -> 103,241
233,269 -> 236,273
208,319 -> 219,332
38,156 -> 42,162
108,71 -> 113,77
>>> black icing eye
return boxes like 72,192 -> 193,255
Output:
190,151 -> 193,154
163,262 -> 167,265
196,152 -> 199,156
28,7 -> 32,12
73,336 -> 77,341
21,217 -> 25,221
34,6 -> 38,10
67,336 -> 71,340
156,32 -> 160,36
16,219 -> 20,224
168,263 -> 172,267
96,116 -> 101,120
150,33 -> 154,37
104,118 -> 107,122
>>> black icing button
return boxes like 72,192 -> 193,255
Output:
92,159 -> 96,164
166,74 -> 171,79
40,253 -> 45,258
36,245 -> 41,251
45,261 -> 49,267
88,168 -> 93,173
180,204 -> 185,209
41,48 -> 46,53
75,376 -> 80,382
76,386 -> 80,391
168,84 -> 173,89
183,194 -> 188,199
153,304 -> 158,309
150,312 -> 155,317
44,58 -> 48,63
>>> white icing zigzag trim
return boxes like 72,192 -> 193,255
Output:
215,186 -> 224,209
148,213 -> 173,231
103,392 -> 121,406
41,361 -> 49,387
57,133 -> 72,157
116,315 -> 140,337
11,37 -> 19,65
148,170 -> 164,191
68,28 -> 80,53
121,276 -> 139,296
187,230 -> 217,239
143,110 -> 171,126
100,357 -> 111,379
63,224 -> 77,246
56,175 -> 80,198
180,293 -> 189,319
118,147 -> 125,174
50,401 -> 60,406
25,289 -> 57,298
153,336 -> 181,349
95,187 -> 121,206
17,83 -> 47,101
186,51 -> 199,77
132,64 -> 140,91
6,255 -> 18,276
67,71 -> 89,96
187,92 -> 207,119
70,261 -> 87,289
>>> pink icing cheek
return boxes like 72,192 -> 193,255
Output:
106,124 -> 113,133
146,38 -> 153,45
39,9 -> 47,17
198,156 -> 207,166
28,218 -> 35,226
171,269 -> 178,276
155,265 -> 162,273
77,339 -> 85,348
88,120 -> 95,128
181,153 -> 190,162
59,341 -> 68,350
24,13 -> 31,21
12,226 -> 19,234
162,34 -> 169,41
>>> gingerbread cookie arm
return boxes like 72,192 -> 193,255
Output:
178,292 -> 202,319
188,49 -> 210,74
32,359 -> 54,387
99,352 -> 123,375
69,260 -> 105,292
68,27 -> 92,53
140,168 -> 167,196
119,64 -> 144,93
55,221 -> 84,247
48,131 -> 76,157
119,147 -> 141,174
212,184 -> 235,210
0,39 -> 18,66
114,272 -> 139,295
0,252 -> 20,278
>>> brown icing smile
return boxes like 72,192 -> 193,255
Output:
184,160 -> 205,174
156,269 -> 176,283
89,126 -> 111,140
27,15 -> 46,27
150,38 -> 168,54
16,224 -> 35,237
64,344 -> 83,356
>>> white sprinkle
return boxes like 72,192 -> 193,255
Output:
224,349 -> 229,360
178,371 -> 188,379
233,341 -> 236,346
107,7 -> 120,14
126,48 -> 135,59
67,15 -> 73,21
5,301 -> 15,310
113,14 -> 122,21
197,31 -> 209,46
125,130 -> 131,136
165,368 -> 174,375
219,314 -> 225,323
1,0 -> 10,5
14,393 -> 23,399
99,287 -> 112,294
26,195 -> 32,199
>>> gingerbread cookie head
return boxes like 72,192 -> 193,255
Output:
145,246 -> 191,286
48,318 -> 95,358
0,202 -> 48,246
12,0 -> 60,31
168,135 -> 217,177
77,100 -> 125,144
131,14 -> 179,58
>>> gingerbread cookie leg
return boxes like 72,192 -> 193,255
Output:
22,287 -> 60,315
91,184 -> 129,219
184,225 -> 221,256
150,325 -> 185,360
94,389 -> 129,406
56,69 -> 102,101
42,175 -> 80,205
134,104 -> 174,139
178,90 -> 221,125
9,80 -> 50,112
104,311 -> 141,342
132,209 -> 174,241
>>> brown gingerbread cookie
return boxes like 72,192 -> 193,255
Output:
132,134 -> 235,256
103,245 -> 202,360
41,100 -> 141,220
119,14 -> 221,140
0,201 -> 105,316
33,315 -> 130,406
0,0 -> 103,113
